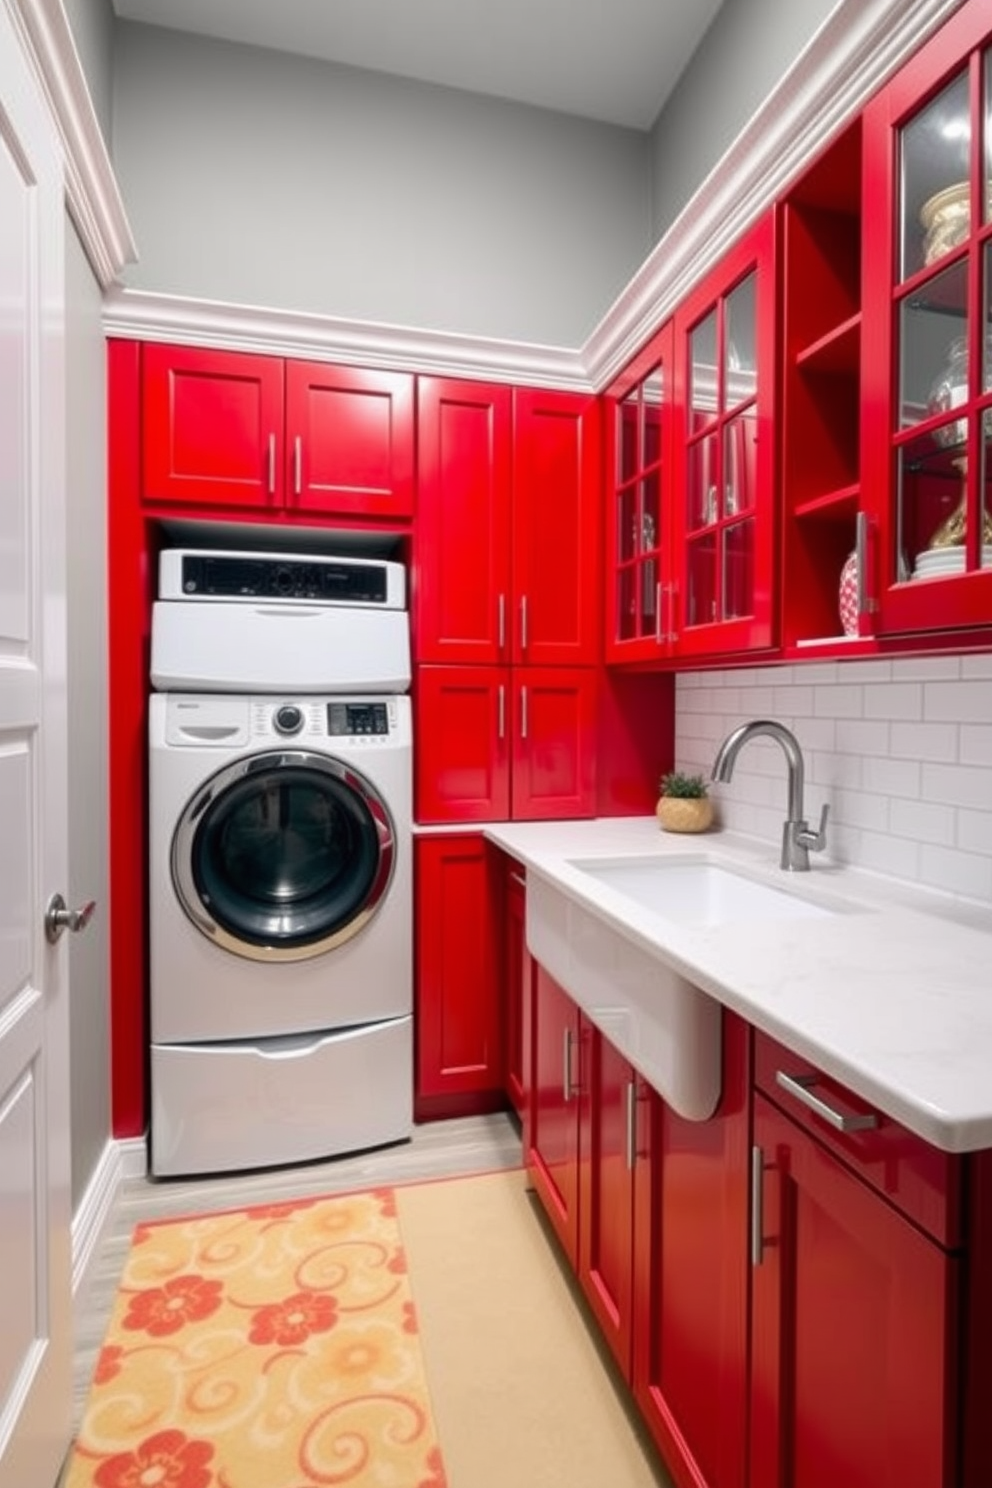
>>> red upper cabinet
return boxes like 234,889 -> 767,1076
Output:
861,0 -> 992,637
284,361 -> 414,518
142,343 -> 285,509
415,663 -> 597,823
416,377 -> 601,665
604,321 -> 676,663
140,342 -> 414,519
604,214 -> 777,665
670,211 -> 778,659
415,378 -> 513,663
511,388 -> 602,665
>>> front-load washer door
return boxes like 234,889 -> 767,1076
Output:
171,750 -> 395,961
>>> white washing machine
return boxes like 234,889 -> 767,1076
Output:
149,550 -> 414,1178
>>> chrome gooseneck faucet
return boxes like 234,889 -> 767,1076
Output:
711,719 -> 829,872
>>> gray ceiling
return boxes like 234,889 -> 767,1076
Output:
110,0 -> 726,130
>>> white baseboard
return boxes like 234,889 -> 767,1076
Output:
71,1134 -> 147,1322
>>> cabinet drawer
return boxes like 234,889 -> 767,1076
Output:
754,1030 -> 963,1248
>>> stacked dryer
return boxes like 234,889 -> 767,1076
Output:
148,548 -> 413,1177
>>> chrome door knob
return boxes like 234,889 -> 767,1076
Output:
45,892 -> 96,944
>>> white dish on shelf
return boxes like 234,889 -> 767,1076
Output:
912,545 -> 992,578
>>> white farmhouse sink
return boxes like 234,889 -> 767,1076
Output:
568,855 -> 838,928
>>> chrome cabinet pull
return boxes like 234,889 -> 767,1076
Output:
775,1070 -> 879,1133
510,871 -> 526,888
267,433 -> 276,495
655,581 -> 664,644
293,435 -> 302,496
520,595 -> 528,652
750,1144 -> 765,1266
498,593 -> 506,650
563,1028 -> 574,1102
497,684 -> 505,740
520,685 -> 528,740
625,1079 -> 638,1171
855,511 -> 877,616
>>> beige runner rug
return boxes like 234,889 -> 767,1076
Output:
65,1167 -> 668,1487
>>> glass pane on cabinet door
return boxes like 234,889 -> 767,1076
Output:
899,257 -> 967,435
688,432 -> 719,529
900,70 -> 970,281
619,389 -> 640,482
723,520 -> 754,619
897,431 -> 968,580
643,469 -> 661,553
686,534 -> 717,627
618,565 -> 638,640
725,272 -> 757,407
618,481 -> 637,562
689,310 -> 718,435
724,411 -> 758,517
644,367 -> 664,465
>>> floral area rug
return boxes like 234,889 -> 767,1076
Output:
64,1188 -> 447,1488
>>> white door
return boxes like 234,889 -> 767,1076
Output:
0,5 -> 73,1487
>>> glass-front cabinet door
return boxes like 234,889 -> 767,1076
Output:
670,212 -> 778,658
862,0 -> 992,635
604,321 -> 675,661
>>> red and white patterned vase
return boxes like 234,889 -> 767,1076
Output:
838,550 -> 859,636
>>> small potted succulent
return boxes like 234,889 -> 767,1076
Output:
656,770 -> 714,834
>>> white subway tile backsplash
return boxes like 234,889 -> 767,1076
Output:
674,653 -> 992,907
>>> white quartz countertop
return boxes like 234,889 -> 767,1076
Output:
482,816 -> 992,1154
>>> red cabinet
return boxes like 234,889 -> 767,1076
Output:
414,834 -> 503,1115
604,214 -> 777,663
632,1014 -> 750,1488
141,342 -> 415,518
528,965 -> 583,1263
750,1088 -> 960,1488
502,858 -> 531,1123
415,377 -> 601,665
861,0 -> 992,639
578,1032 -> 637,1377
415,664 -> 598,823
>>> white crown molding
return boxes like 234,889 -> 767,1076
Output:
100,287 -> 594,390
10,0 -> 136,285
12,0 -> 970,386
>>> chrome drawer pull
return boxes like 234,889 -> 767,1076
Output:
775,1070 -> 879,1132
625,1078 -> 637,1171
750,1144 -> 765,1267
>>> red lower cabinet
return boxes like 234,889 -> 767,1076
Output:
632,1013 -> 750,1488
502,859 -> 530,1125
528,966 -> 582,1263
578,1032 -> 637,1377
414,834 -> 503,1116
750,1089 -> 960,1488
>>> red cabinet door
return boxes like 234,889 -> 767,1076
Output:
285,360 -> 414,518
578,1028 -> 636,1377
861,0 -> 992,639
511,388 -> 601,666
502,859 -> 530,1123
750,1091 -> 960,1488
414,835 -> 502,1104
509,667 -> 597,820
528,966 -> 581,1265
632,1013 -> 750,1488
414,664 -> 509,823
415,377 -> 513,664
671,212 -> 778,659
142,343 -> 285,508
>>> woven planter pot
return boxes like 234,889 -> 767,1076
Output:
655,795 -> 714,834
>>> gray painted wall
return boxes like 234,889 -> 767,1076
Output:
649,0 -> 839,240
65,216 -> 112,1209
111,23 -> 653,347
